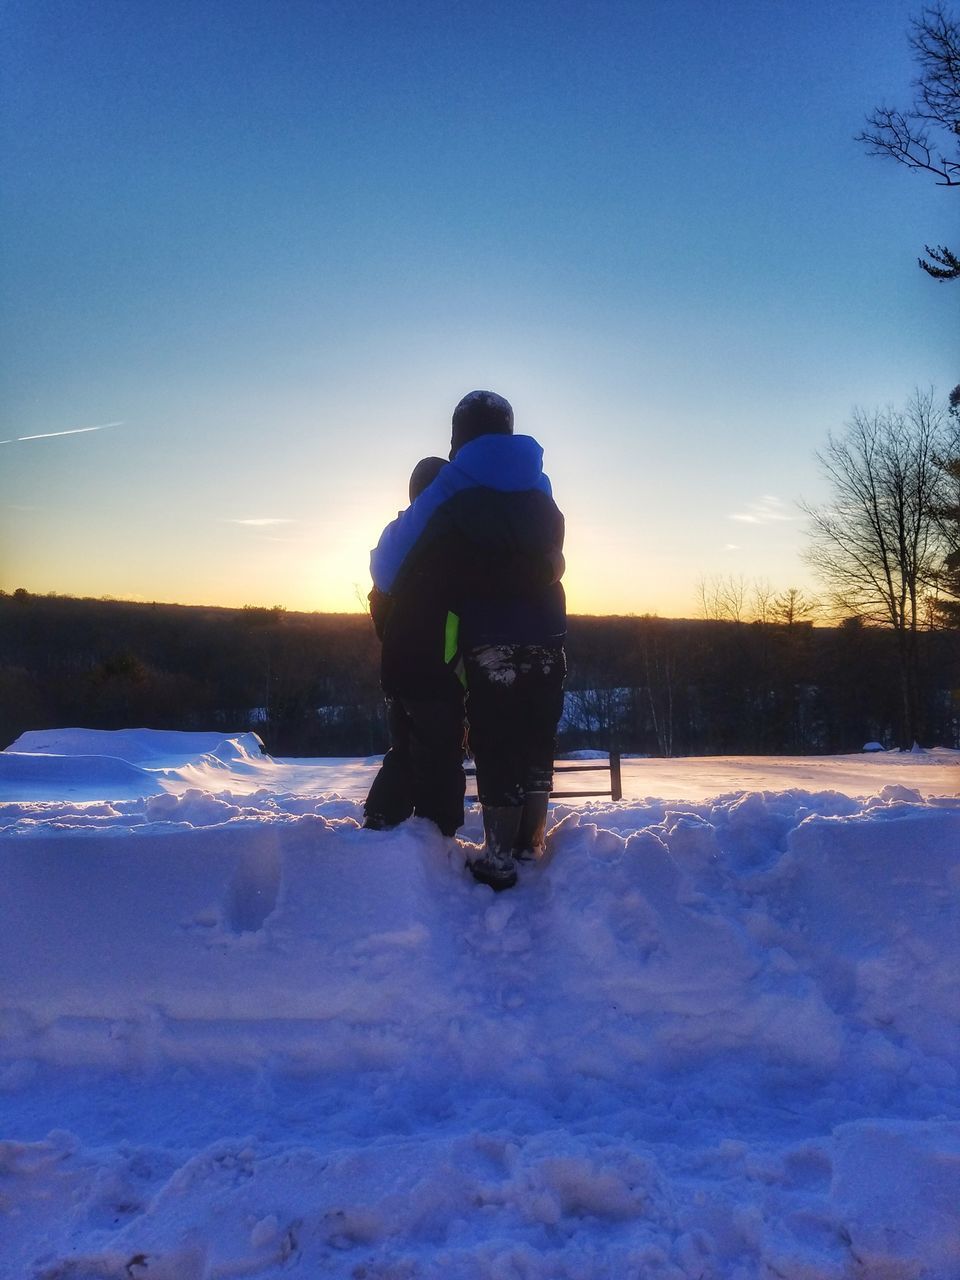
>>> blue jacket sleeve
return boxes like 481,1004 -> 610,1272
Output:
369,467 -> 467,591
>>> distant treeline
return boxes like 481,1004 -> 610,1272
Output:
2,591 -> 958,755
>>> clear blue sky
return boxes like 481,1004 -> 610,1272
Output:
1,0 -> 955,615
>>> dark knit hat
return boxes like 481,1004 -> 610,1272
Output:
450,390 -> 514,455
408,455 -> 447,502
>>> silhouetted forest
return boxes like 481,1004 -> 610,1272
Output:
2,591 -> 958,756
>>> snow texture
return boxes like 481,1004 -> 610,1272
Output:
0,729 -> 958,1278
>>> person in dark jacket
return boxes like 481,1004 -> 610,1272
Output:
369,391 -> 566,889
363,455 -> 466,837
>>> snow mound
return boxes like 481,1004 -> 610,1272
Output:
0,750 -> 165,798
6,727 -> 265,766
3,790 -> 959,1083
0,730 -> 270,802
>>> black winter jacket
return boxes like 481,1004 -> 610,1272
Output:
369,434 -> 566,697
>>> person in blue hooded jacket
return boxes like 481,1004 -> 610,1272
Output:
367,391 -> 566,890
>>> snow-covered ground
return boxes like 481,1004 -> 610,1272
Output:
1,730 -> 958,1279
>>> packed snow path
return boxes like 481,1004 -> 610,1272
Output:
0,731 -> 958,1279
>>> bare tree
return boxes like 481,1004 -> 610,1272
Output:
857,4 -> 960,278
802,390 -> 950,745
697,573 -> 749,622
697,576 -> 819,627
751,579 -> 776,625
769,587 -> 820,627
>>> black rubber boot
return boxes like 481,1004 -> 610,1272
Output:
469,805 -> 522,890
361,813 -> 397,831
514,791 -> 550,861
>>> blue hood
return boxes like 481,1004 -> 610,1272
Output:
450,435 -> 551,494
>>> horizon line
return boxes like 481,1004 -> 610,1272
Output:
0,586 -> 841,626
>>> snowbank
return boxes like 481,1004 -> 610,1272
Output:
0,729 -> 270,803
0,732 -> 958,1278
6,727 -> 267,764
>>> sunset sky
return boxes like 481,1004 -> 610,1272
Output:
2,0 -> 956,616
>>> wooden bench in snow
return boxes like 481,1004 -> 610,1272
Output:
464,750 -> 623,803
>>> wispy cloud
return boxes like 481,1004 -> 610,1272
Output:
0,420 -> 123,445
728,495 -> 795,525
224,518 -> 297,527
723,543 -> 741,551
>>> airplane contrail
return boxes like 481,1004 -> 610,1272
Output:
0,420 -> 124,445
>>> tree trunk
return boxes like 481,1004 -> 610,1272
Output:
896,626 -> 923,747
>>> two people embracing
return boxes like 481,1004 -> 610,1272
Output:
363,390 -> 566,891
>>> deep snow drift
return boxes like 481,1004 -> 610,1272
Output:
0,730 -> 958,1279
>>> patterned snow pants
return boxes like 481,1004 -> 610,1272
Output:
465,643 -> 566,807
